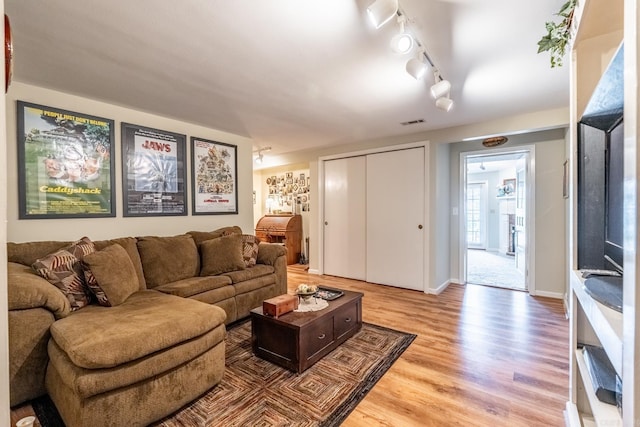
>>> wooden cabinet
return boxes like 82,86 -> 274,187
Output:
566,0 -> 639,425
255,214 -> 302,265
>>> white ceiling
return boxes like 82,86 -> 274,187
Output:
5,0 -> 569,158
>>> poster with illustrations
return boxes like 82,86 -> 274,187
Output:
16,101 -> 115,219
191,137 -> 238,214
121,123 -> 187,216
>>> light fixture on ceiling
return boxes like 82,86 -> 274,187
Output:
430,69 -> 454,111
430,70 -> 451,99
406,49 -> 428,79
366,0 -> 398,29
254,146 -> 271,164
435,95 -> 454,112
390,14 -> 413,54
366,1 -> 454,112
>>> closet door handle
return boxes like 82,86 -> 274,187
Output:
418,224 -> 423,229
325,221 -> 328,225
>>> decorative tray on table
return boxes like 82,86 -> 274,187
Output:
315,287 -> 344,301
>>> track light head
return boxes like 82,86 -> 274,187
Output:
435,96 -> 454,112
255,153 -> 263,164
391,33 -> 413,54
430,78 -> 451,99
367,0 -> 398,29
406,51 -> 428,79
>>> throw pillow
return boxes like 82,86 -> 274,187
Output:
137,234 -> 199,288
32,236 -> 96,311
241,234 -> 260,268
200,233 -> 246,276
83,244 -> 140,306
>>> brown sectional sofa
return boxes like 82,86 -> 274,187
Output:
7,226 -> 287,426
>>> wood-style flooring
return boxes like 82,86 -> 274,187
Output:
10,266 -> 569,427
288,265 -> 569,427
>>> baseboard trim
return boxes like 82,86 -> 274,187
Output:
428,279 -> 453,295
308,268 -> 320,275
533,290 -> 564,299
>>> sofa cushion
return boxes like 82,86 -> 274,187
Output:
154,275 -> 232,298
256,242 -> 288,266
187,226 -> 242,246
241,234 -> 260,268
137,235 -> 199,288
200,234 -> 245,276
94,237 -> 146,290
83,244 -> 140,306
47,323 -> 226,399
31,237 -> 95,311
8,240 -> 71,266
49,290 -> 226,369
222,264 -> 275,284
8,262 -> 71,317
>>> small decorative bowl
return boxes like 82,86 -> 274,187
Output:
296,291 -> 317,301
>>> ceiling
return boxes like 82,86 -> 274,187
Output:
5,0 -> 569,159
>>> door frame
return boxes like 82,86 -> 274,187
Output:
459,146 -> 537,294
317,141 -> 430,292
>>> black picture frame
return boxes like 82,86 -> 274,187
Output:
16,101 -> 115,219
121,123 -> 187,216
191,136 -> 238,215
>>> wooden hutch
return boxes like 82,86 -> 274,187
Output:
255,214 -> 302,265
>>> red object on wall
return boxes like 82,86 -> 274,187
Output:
5,14 -> 13,93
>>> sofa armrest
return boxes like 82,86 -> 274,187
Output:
8,262 -> 71,318
256,243 -> 287,266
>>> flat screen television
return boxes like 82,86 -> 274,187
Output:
604,118 -> 624,274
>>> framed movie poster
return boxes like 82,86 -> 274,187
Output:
191,137 -> 238,214
16,101 -> 115,219
121,123 -> 187,216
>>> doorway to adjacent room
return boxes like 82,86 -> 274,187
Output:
461,149 -> 533,292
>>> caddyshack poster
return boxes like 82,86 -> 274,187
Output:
17,101 -> 115,219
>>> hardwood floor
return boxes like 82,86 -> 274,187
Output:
288,266 -> 569,427
10,266 -> 569,427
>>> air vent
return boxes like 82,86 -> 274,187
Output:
400,119 -> 425,126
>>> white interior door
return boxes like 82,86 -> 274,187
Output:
323,157 -> 366,280
366,148 -> 424,290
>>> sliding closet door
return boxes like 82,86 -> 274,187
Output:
366,148 -> 424,290
323,156 -> 366,280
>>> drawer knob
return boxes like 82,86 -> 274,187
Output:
345,317 -> 351,322
318,333 -> 326,340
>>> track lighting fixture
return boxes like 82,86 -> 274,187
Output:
366,0 -> 454,112
435,96 -> 454,112
390,15 -> 413,54
430,70 -> 451,99
406,50 -> 428,80
366,0 -> 398,29
254,146 -> 271,165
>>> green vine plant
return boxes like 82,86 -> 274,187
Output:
537,0 -> 577,68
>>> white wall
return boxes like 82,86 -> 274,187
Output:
5,82 -> 256,242
430,142 -> 450,291
449,129 -> 567,297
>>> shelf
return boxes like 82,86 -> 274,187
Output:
575,348 -> 622,426
571,270 -> 622,375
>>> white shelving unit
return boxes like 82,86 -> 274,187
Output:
566,0 -> 640,426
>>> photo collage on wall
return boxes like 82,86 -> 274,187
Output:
266,172 -> 310,213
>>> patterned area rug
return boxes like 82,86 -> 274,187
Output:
33,320 -> 415,427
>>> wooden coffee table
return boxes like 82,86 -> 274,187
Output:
250,288 -> 363,373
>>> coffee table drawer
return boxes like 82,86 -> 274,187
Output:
300,316 -> 334,360
334,303 -> 358,339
